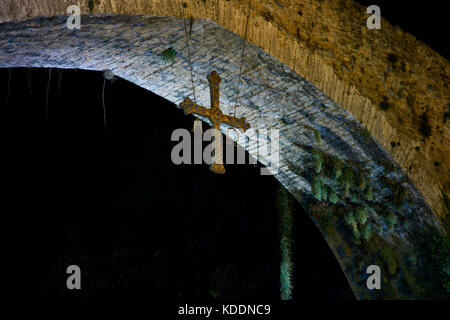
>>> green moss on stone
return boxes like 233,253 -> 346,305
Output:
380,245 -> 398,276
312,177 -> 323,201
333,159 -> 343,180
355,206 -> 369,225
361,224 -> 373,241
344,212 -> 357,230
416,226 -> 450,299
385,210 -> 397,229
328,186 -> 339,204
314,129 -> 321,143
160,47 -> 177,64
358,175 -> 367,191
353,228 -> 361,240
364,185 -> 374,201
312,149 -> 324,174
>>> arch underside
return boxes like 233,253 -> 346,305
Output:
0,15 -> 441,299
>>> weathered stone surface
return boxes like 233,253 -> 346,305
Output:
0,14 -> 443,299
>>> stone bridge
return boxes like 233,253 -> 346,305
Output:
0,0 -> 448,299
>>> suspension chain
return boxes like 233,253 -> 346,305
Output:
179,1 -> 197,105
233,6 -> 251,117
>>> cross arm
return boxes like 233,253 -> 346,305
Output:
179,97 -> 211,117
221,114 -> 251,132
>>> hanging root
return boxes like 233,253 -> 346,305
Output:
103,69 -> 115,83
102,78 -> 108,136
101,70 -> 115,137
5,68 -> 12,111
57,69 -> 63,96
278,186 -> 295,300
28,68 -> 32,96
45,68 -> 52,119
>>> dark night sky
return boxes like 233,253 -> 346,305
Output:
355,0 -> 448,59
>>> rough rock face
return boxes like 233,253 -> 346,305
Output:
0,0 -> 448,220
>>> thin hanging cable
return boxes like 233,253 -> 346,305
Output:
45,68 -> 51,119
179,2 -> 197,104
28,68 -> 32,96
233,6 -> 251,117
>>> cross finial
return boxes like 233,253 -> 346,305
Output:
207,70 -> 221,85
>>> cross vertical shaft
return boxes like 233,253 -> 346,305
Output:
208,70 -> 220,110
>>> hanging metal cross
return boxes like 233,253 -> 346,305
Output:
179,70 -> 251,174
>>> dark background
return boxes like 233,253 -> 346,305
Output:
355,0 -> 448,59
0,68 -> 353,301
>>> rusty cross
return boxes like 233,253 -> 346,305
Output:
179,70 -> 250,174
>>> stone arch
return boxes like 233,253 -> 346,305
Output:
0,1 -> 447,299
1,0 -> 448,218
